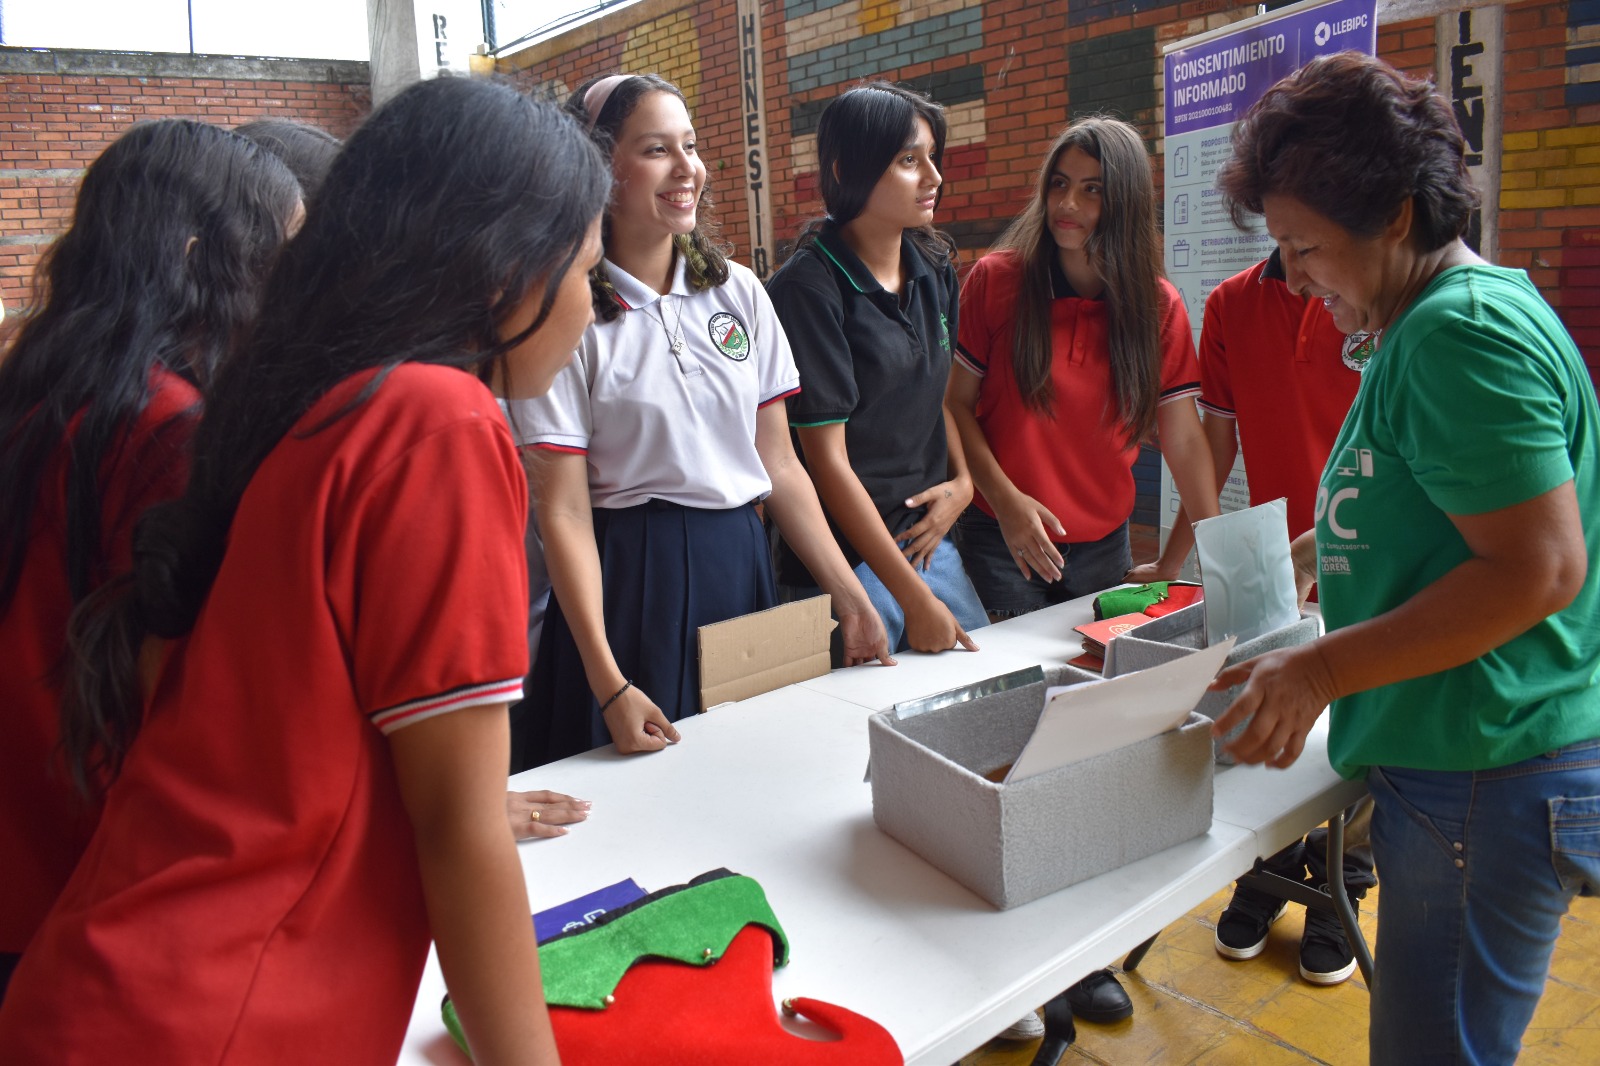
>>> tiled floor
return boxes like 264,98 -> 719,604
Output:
960,884 -> 1600,1065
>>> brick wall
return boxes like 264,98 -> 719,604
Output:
506,0 -> 1595,377
0,48 -> 369,343
1499,0 -> 1600,385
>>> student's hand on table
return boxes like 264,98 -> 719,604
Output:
904,593 -> 979,654
1124,560 -> 1180,584
839,605 -> 895,667
994,495 -> 1066,582
898,477 -> 973,570
1210,643 -> 1338,768
601,686 -> 681,754
505,789 -> 591,841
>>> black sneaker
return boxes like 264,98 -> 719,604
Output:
1299,890 -> 1358,985
1062,968 -> 1133,1023
1214,882 -> 1289,960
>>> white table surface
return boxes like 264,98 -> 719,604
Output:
399,595 -> 1362,1066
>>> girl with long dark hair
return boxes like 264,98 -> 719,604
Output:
947,116 -> 1219,1027
950,116 -> 1218,611
766,82 -> 986,655
0,79 -> 606,1064
0,119 -> 299,998
514,73 -> 890,768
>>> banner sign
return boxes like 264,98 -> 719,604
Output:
1162,0 -> 1378,340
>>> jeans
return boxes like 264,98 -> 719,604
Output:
851,537 -> 988,653
778,536 -> 988,656
1367,739 -> 1600,1065
954,506 -> 1131,617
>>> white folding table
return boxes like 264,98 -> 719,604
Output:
398,593 -> 1365,1066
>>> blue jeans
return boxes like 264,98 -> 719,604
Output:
1367,739 -> 1600,1065
852,537 -> 988,653
779,537 -> 988,655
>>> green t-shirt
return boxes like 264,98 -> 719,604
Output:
1317,265 -> 1600,778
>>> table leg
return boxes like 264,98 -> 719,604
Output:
1327,813 -> 1374,986
1122,931 -> 1159,972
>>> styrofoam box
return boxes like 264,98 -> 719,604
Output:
1104,601 -> 1322,763
867,666 -> 1215,910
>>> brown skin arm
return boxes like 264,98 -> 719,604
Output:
1212,481 -> 1587,768
793,419 -> 977,654
391,704 -> 561,1065
529,452 -> 679,753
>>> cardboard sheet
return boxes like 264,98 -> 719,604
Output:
1005,636 -> 1237,783
698,595 -> 835,710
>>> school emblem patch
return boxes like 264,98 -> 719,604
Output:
707,312 -> 750,361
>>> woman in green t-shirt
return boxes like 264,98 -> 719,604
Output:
1208,52 -> 1600,1065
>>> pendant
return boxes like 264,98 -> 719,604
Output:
669,335 -> 686,357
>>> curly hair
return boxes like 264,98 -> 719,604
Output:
1218,51 -> 1478,250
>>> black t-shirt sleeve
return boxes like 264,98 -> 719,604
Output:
767,254 -> 858,425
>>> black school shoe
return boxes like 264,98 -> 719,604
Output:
1063,968 -> 1133,1022
1299,889 -> 1359,985
1214,882 -> 1289,960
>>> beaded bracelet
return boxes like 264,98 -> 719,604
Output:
599,679 -> 633,714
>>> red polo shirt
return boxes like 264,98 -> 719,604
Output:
1197,257 -> 1360,538
0,364 -> 529,1064
0,368 -> 199,957
956,249 -> 1201,542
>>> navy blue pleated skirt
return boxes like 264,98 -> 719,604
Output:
515,499 -> 776,769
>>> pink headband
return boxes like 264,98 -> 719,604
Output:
582,75 -> 633,128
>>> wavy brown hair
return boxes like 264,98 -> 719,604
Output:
993,117 -> 1163,440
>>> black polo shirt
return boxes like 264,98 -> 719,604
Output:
766,222 -> 958,584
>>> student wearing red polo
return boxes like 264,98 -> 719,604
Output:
948,116 -> 1219,1026
1137,249 -> 1359,575
0,121 -> 298,1001
0,81 -> 605,1063
950,118 -> 1218,616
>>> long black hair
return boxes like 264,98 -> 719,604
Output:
565,73 -> 730,321
794,81 -> 956,268
234,118 -> 342,203
994,117 -> 1164,436
62,77 -> 612,793
0,120 -> 299,615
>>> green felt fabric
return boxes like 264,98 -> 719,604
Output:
1095,582 -> 1174,619
538,873 -> 788,1008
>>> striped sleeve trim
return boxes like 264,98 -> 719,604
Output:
1196,397 -> 1237,418
371,678 -> 525,735
529,442 -> 588,455
953,343 -> 987,377
1157,381 -> 1202,404
789,416 -> 848,428
758,385 -> 802,410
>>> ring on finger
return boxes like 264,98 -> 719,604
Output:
529,809 -> 541,823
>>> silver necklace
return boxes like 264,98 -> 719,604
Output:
650,294 -> 701,377
652,295 -> 686,358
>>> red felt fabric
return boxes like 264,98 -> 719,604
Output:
550,926 -> 900,1064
